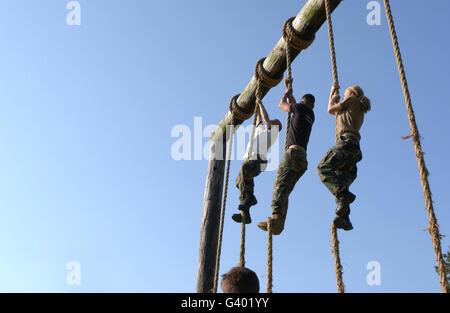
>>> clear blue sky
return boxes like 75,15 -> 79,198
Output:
0,0 -> 449,292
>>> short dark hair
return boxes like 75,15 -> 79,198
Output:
270,119 -> 282,132
221,266 -> 260,293
302,94 -> 315,105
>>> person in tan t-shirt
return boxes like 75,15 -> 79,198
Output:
317,83 -> 371,231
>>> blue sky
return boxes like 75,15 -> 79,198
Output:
0,0 -> 449,292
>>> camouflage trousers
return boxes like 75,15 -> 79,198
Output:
235,157 -> 266,202
317,133 -> 363,199
271,145 -> 308,217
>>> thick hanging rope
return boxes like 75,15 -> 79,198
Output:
282,16 -> 315,94
331,224 -> 345,293
282,17 -> 314,153
267,217 -> 273,293
325,0 -> 340,95
239,213 -> 246,267
238,99 -> 261,268
255,58 -> 276,292
213,57 -> 279,290
258,17 -> 316,293
325,0 -> 345,293
254,58 -> 286,292
383,0 -> 449,293
280,15 -> 315,152
213,92 -> 257,291
283,44 -> 293,153
212,123 -> 234,293
236,63 -> 269,268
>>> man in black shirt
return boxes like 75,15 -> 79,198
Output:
258,83 -> 315,235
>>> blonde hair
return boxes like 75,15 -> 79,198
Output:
346,85 -> 371,113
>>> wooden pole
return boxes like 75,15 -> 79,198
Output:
196,138 -> 227,293
196,0 -> 343,293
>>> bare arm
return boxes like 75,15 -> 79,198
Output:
279,77 -> 296,112
258,102 -> 270,125
279,92 -> 296,113
327,82 -> 343,114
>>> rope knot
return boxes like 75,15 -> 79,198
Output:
229,94 -> 253,121
282,17 -> 315,51
254,58 -> 283,89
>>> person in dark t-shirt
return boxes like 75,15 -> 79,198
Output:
286,97 -> 315,150
258,78 -> 315,235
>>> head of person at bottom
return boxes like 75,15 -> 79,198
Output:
300,93 -> 315,110
267,119 -> 282,132
221,266 -> 260,293
344,85 -> 371,113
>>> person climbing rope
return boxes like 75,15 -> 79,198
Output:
232,102 -> 282,225
317,82 -> 371,231
257,78 -> 315,235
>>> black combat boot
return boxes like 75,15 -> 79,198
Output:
232,193 -> 256,224
335,191 -> 356,217
232,208 -> 252,224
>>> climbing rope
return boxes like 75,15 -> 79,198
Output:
325,0 -> 340,95
236,61 -> 270,268
237,57 -> 280,267
283,42 -> 293,153
383,0 -> 449,293
254,58 -> 276,291
252,58 -> 282,159
282,17 -> 315,152
239,213 -> 247,267
256,16 -> 317,293
324,0 -> 345,293
213,57 -> 280,290
267,217 -> 273,293
212,122 -> 235,293
213,92 -> 258,292
331,224 -> 345,293
254,57 -> 292,292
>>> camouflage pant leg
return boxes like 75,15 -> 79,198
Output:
317,135 -> 362,197
235,159 -> 263,201
271,147 -> 308,217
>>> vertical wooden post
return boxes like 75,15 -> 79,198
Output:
196,137 -> 227,293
